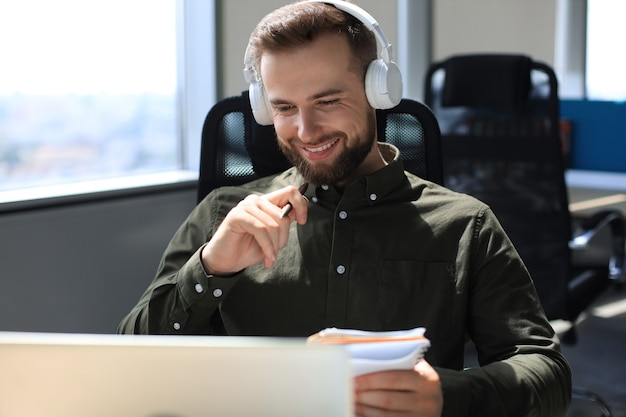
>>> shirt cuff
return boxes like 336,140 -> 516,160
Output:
436,366 -> 508,417
177,244 -> 240,312
437,367 -> 471,417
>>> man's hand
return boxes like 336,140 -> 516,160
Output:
201,185 -> 308,275
354,360 -> 443,417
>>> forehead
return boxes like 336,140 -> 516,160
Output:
259,34 -> 359,100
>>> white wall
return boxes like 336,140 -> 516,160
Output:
432,0 -> 557,65
219,0 -> 558,100
220,0 -> 398,98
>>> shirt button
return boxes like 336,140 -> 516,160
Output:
336,265 -> 346,275
311,196 -> 319,204
338,210 -> 348,219
173,322 -> 181,331
213,288 -> 223,298
369,193 -> 378,201
321,184 -> 329,190
194,283 -> 204,293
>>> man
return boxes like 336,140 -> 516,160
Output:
119,1 -> 572,416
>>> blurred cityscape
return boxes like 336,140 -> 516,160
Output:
0,93 -> 177,192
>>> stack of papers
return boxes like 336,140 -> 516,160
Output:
307,327 -> 430,376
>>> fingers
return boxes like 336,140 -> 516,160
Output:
355,369 -> 421,395
355,389 -> 419,415
413,359 -> 440,384
266,184 -> 309,224
354,361 -> 441,392
203,185 -> 309,273
354,361 -> 443,417
235,194 -> 290,267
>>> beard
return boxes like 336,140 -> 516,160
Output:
277,111 -> 377,186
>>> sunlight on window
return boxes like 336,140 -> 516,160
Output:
586,0 -> 626,101
0,0 -> 177,192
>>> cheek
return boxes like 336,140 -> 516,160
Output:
273,117 -> 300,143
273,123 -> 291,144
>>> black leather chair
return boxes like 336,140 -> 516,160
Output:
425,53 -> 623,417
198,91 -> 443,203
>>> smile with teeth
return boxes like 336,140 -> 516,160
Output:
303,138 -> 338,153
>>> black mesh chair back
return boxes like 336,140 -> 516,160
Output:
424,54 -> 624,330
198,91 -> 443,203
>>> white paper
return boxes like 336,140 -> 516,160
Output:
311,327 -> 431,376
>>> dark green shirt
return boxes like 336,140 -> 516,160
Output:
119,143 -> 571,417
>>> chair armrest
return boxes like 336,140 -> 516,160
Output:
570,210 -> 625,283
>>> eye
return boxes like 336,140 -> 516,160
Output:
320,99 -> 339,106
274,104 -> 294,113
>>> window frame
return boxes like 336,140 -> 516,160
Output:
555,0 -> 626,101
0,0 -> 216,212
554,0 -> 587,99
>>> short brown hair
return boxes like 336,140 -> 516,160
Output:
247,1 -> 377,82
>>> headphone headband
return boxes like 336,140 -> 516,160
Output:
309,0 -> 394,63
244,0 -> 403,125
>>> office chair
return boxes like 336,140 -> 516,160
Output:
425,53 -> 624,417
424,53 -> 624,334
198,91 -> 443,203
197,91 -> 443,337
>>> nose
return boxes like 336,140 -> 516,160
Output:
296,107 -> 320,143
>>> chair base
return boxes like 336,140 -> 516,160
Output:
569,387 -> 612,417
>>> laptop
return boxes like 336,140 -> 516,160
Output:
0,331 -> 352,417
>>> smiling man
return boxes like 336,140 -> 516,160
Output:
262,32 -> 382,188
119,2 -> 572,416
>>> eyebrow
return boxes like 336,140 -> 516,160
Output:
311,88 -> 344,100
269,88 -> 345,106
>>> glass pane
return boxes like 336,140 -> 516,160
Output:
586,0 -> 626,100
0,0 -> 178,192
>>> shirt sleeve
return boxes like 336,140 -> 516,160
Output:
437,207 -> 572,417
117,192 -> 240,335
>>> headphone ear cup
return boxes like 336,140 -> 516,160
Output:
248,80 -> 274,126
364,59 -> 403,109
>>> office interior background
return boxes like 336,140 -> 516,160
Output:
2,0 -> 625,415
1,0 -> 623,334
0,0 -> 626,354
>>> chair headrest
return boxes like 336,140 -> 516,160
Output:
441,54 -> 532,109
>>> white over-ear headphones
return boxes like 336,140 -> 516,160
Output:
243,0 -> 403,126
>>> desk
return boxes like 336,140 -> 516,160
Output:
569,190 -> 626,216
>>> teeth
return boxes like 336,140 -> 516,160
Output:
305,139 -> 337,153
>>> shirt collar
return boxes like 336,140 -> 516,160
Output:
363,142 -> 407,205
311,142 -> 408,207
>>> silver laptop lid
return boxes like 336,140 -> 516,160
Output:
0,332 -> 352,417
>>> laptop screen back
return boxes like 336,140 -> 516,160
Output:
0,332 -> 352,417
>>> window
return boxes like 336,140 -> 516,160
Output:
0,0 -> 215,201
585,0 -> 626,100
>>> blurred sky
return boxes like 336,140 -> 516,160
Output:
0,0 -> 176,95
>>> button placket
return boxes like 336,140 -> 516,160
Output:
325,201 -> 354,327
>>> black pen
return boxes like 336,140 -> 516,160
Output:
279,182 -> 309,219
